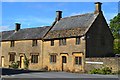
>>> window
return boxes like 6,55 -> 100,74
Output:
32,40 -> 37,46
51,40 -> 54,46
10,41 -> 15,47
75,57 -> 82,65
59,38 -> 66,46
50,55 -> 56,63
9,53 -> 15,62
31,55 -> 38,63
76,37 -> 81,45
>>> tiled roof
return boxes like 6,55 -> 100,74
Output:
1,30 -> 15,41
1,26 -> 51,41
45,27 -> 87,39
1,13 -> 99,41
45,13 -> 98,39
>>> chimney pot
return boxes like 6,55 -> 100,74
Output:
15,23 -> 21,31
56,11 -> 62,21
94,2 -> 102,14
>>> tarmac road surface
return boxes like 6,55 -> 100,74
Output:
0,68 -> 120,80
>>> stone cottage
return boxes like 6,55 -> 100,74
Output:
0,2 -> 114,72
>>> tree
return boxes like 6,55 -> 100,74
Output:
110,13 -> 120,39
110,13 -> 120,54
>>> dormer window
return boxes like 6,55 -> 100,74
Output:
32,40 -> 37,46
10,41 -> 15,47
76,37 -> 81,45
51,40 -> 54,46
59,38 -> 66,46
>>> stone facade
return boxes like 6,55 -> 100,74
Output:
43,38 -> 85,72
1,40 -> 43,70
0,2 -> 114,72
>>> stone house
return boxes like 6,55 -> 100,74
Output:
0,2 -> 114,72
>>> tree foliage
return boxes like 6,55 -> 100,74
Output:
114,39 -> 120,54
110,13 -> 120,54
110,13 -> 120,39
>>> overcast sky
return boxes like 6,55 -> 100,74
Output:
1,2 -> 118,31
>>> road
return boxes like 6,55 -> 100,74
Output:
1,72 -> 119,78
0,68 -> 120,80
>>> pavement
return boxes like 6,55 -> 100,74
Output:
0,68 -> 120,80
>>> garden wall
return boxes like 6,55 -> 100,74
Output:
85,57 -> 120,72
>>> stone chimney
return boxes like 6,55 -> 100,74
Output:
94,2 -> 102,14
15,23 -> 21,31
56,11 -> 62,21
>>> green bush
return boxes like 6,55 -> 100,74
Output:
24,58 -> 29,69
101,67 -> 112,74
89,67 -> 112,75
9,61 -> 19,69
24,54 -> 30,70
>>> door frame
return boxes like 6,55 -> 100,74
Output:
62,56 -> 67,71
60,53 -> 68,71
19,53 -> 25,69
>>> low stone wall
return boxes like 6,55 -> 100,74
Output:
85,57 -> 120,72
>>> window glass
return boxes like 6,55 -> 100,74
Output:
50,55 -> 56,63
51,40 -> 54,46
10,41 -> 15,47
76,37 -> 80,45
59,39 -> 66,46
32,40 -> 37,46
31,55 -> 38,63
75,57 -> 82,65
9,54 -> 15,62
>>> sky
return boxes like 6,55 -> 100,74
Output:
0,2 -> 119,31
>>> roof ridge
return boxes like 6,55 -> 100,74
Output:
2,30 -> 14,32
20,26 -> 50,30
1,26 -> 50,33
61,12 -> 94,19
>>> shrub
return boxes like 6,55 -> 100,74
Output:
89,67 -> 112,75
89,68 -> 101,74
24,54 -> 30,70
9,61 -> 19,69
101,67 -> 112,74
24,58 -> 29,69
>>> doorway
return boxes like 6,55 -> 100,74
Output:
20,56 -> 24,69
1,56 -> 4,67
62,56 -> 67,71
